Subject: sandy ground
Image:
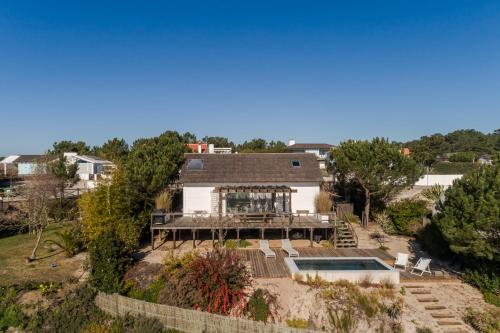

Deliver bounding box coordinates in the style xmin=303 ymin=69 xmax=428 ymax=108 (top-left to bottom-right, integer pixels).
xmin=138 ymin=226 xmax=495 ymax=332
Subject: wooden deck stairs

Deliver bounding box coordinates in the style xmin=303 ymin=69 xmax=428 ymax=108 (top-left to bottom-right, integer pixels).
xmin=332 ymin=220 xmax=358 ymax=248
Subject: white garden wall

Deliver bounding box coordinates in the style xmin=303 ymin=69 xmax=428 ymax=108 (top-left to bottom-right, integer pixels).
xmin=415 ymin=174 xmax=462 ymax=187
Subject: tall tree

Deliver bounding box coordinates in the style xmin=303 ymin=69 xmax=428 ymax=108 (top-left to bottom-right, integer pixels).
xmin=126 ymin=131 xmax=187 ymax=203
xmin=49 ymin=155 xmax=78 ymax=200
xmin=49 ymin=140 xmax=90 ymax=155
xmin=434 ymin=165 xmax=499 ymax=262
xmin=202 ymin=136 xmax=235 ymax=150
xmin=94 ymin=137 xmax=129 ymax=162
xmin=21 ymin=164 xmax=58 ymax=260
xmin=332 ymin=138 xmax=423 ymax=227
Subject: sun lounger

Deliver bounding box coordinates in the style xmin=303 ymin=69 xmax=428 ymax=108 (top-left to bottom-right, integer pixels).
xmin=281 ymin=239 xmax=299 ymax=257
xmin=411 ymin=258 xmax=432 ymax=276
xmin=393 ymin=253 xmax=409 ymax=270
xmin=259 ymin=240 xmax=276 ymax=258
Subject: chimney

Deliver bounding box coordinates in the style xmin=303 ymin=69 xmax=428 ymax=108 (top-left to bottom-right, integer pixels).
xmin=197 ymin=144 xmax=202 ymax=154
xmin=288 ymin=139 xmax=296 ymax=146
xmin=208 ymin=144 xmax=214 ymax=154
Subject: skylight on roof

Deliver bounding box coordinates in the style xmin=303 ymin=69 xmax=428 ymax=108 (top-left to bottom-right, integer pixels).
xmin=291 ymin=160 xmax=301 ymax=167
xmin=187 ymin=159 xmax=204 ymax=171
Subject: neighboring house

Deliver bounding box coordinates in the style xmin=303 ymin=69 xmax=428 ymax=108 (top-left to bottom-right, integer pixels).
xmin=477 ymin=154 xmax=493 ymax=165
xmin=179 ymin=153 xmax=322 ymax=216
xmin=286 ymin=140 xmax=333 ymax=170
xmin=414 ymin=174 xmax=463 ymax=188
xmin=63 ymin=153 xmax=114 ymax=181
xmin=0 ymin=155 xmax=47 ymax=176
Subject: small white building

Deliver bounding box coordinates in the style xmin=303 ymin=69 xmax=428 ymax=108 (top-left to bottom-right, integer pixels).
xmin=63 ymin=153 xmax=114 ymax=181
xmin=180 ymin=153 xmax=322 ymax=216
xmin=0 ymin=155 xmax=49 ymax=176
xmin=287 ymin=141 xmax=333 ymax=170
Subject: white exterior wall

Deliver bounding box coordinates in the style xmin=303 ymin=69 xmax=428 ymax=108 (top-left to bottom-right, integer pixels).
xmin=415 ymin=174 xmax=462 ymax=187
xmin=290 ymin=184 xmax=320 ymax=213
xmin=183 ymin=183 xmax=320 ymax=215
xmin=183 ymin=186 xmax=215 ymax=215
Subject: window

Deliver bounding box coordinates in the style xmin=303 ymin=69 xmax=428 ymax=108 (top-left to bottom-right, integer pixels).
xmin=291 ymin=160 xmax=301 ymax=167
xmin=187 ymin=159 xmax=204 ymax=170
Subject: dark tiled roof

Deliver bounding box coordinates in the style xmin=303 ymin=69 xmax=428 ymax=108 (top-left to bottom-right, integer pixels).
xmin=287 ymin=143 xmax=333 ymax=150
xmin=180 ymin=153 xmax=322 ymax=183
xmin=16 ymin=155 xmax=43 ymax=163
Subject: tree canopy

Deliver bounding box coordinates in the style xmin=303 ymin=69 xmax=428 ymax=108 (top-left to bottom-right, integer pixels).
xmin=434 ymin=165 xmax=500 ymax=263
xmin=49 ymin=140 xmax=90 ymax=155
xmin=405 ymin=129 xmax=500 ymax=166
xmin=236 ymin=138 xmax=288 ymax=153
xmin=332 ymin=138 xmax=423 ymax=227
xmin=126 ymin=131 xmax=188 ymax=201
xmin=94 ymin=137 xmax=129 ymax=162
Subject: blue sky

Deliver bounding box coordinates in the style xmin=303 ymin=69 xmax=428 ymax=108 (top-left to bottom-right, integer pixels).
xmin=0 ymin=1 xmax=499 ymax=155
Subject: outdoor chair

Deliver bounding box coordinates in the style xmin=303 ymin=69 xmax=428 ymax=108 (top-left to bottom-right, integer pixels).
xmin=281 ymin=239 xmax=299 ymax=257
xmin=259 ymin=240 xmax=276 ymax=258
xmin=410 ymin=258 xmax=432 ymax=276
xmin=393 ymin=253 xmax=409 ymax=271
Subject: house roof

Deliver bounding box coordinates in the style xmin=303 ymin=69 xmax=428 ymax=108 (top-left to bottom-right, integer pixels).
xmin=180 ymin=153 xmax=322 ymax=184
xmin=287 ymin=143 xmax=333 ymax=150
xmin=16 ymin=155 xmax=44 ymax=163
xmin=0 ymin=155 xmax=46 ymax=164
xmin=0 ymin=155 xmax=20 ymax=164
xmin=77 ymin=155 xmax=113 ymax=164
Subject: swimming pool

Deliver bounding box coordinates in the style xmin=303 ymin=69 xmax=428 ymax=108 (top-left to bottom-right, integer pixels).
xmin=285 ymin=257 xmax=400 ymax=284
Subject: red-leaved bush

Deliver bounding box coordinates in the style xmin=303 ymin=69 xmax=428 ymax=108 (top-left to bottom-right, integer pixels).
xmin=158 ymin=249 xmax=251 ymax=316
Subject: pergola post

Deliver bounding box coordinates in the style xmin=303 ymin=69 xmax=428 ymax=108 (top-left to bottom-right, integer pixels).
xmin=286 ymin=227 xmax=289 ymax=239
xmin=151 ymin=229 xmax=154 ymax=250
xmin=218 ymin=191 xmax=223 ymax=219
xmin=173 ymin=230 xmax=176 ymax=249
xmin=211 ymin=229 xmax=215 ymax=246
xmin=192 ymin=229 xmax=196 ymax=248
xmin=236 ymin=228 xmax=240 ymax=244
xmin=310 ymin=228 xmax=314 ymax=247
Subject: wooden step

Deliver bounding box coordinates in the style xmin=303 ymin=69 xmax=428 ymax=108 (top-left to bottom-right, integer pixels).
xmin=417 ymin=298 xmax=439 ymax=303
xmin=437 ymin=321 xmax=463 ymax=326
xmin=444 ymin=328 xmax=469 ymax=333
xmin=411 ymin=290 xmax=432 ymax=295
xmin=431 ymin=313 xmax=455 ymax=319
xmin=404 ymin=285 xmax=425 ymax=289
xmin=425 ymin=305 xmax=446 ymax=310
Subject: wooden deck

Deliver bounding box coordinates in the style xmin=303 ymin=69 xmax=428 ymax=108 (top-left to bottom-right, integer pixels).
xmin=151 ymin=215 xmax=335 ymax=249
xmin=234 ymin=248 xmax=394 ymax=278
xmin=234 ymin=248 xmax=457 ymax=282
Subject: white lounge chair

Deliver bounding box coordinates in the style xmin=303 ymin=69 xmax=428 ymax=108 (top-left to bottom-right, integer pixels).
xmin=410 ymin=258 xmax=432 ymax=276
xmin=259 ymin=240 xmax=276 ymax=258
xmin=281 ymin=239 xmax=299 ymax=257
xmin=393 ymin=253 xmax=409 ymax=270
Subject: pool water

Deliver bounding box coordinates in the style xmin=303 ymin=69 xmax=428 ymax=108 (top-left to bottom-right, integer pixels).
xmin=294 ymin=258 xmax=390 ymax=271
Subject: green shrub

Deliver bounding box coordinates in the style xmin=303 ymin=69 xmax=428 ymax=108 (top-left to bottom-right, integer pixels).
xmin=31 ymin=285 xmax=104 ymax=333
xmin=462 ymin=270 xmax=500 ymax=306
xmin=286 ymin=318 xmax=309 ymax=329
xmin=417 ymin=223 xmax=452 ymax=259
xmin=126 ymin=277 xmax=166 ymax=303
xmin=327 ymin=304 xmax=358 ymax=333
xmin=244 ymin=289 xmax=279 ymax=323
xmin=0 ymin=287 xmax=27 ymax=331
xmin=449 ymin=152 xmax=476 ymax=162
xmin=386 ymin=199 xmax=430 ymax=235
xmin=463 ymin=307 xmax=500 ymax=333
xmin=44 ymin=224 xmax=85 ymax=257
xmin=430 ymin=161 xmax=477 ymax=174
xmin=315 ymin=191 xmax=333 ymax=213
xmin=222 ymin=239 xmax=252 ymax=249
xmin=416 ymin=327 xmax=433 ymax=333
xmin=89 ymin=230 xmax=132 ymax=293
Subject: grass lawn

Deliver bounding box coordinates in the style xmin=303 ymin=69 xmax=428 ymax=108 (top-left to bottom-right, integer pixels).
xmin=0 ymin=223 xmax=85 ymax=285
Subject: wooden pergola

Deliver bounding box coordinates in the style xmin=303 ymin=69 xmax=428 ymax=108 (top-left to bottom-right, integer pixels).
xmin=214 ymin=185 xmax=297 ymax=219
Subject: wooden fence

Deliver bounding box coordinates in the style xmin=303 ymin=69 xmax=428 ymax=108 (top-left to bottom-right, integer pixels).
xmin=95 ymin=293 xmax=322 ymax=333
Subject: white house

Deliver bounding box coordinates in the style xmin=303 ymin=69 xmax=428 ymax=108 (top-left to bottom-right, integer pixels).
xmin=179 ymin=153 xmax=323 ymax=216
xmin=0 ymin=155 xmax=50 ymax=176
xmin=63 ymin=153 xmax=114 ymax=181
xmin=287 ymin=141 xmax=333 ymax=170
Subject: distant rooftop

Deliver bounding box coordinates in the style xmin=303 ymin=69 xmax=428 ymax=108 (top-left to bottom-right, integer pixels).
xmin=287 ymin=143 xmax=333 ymax=150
